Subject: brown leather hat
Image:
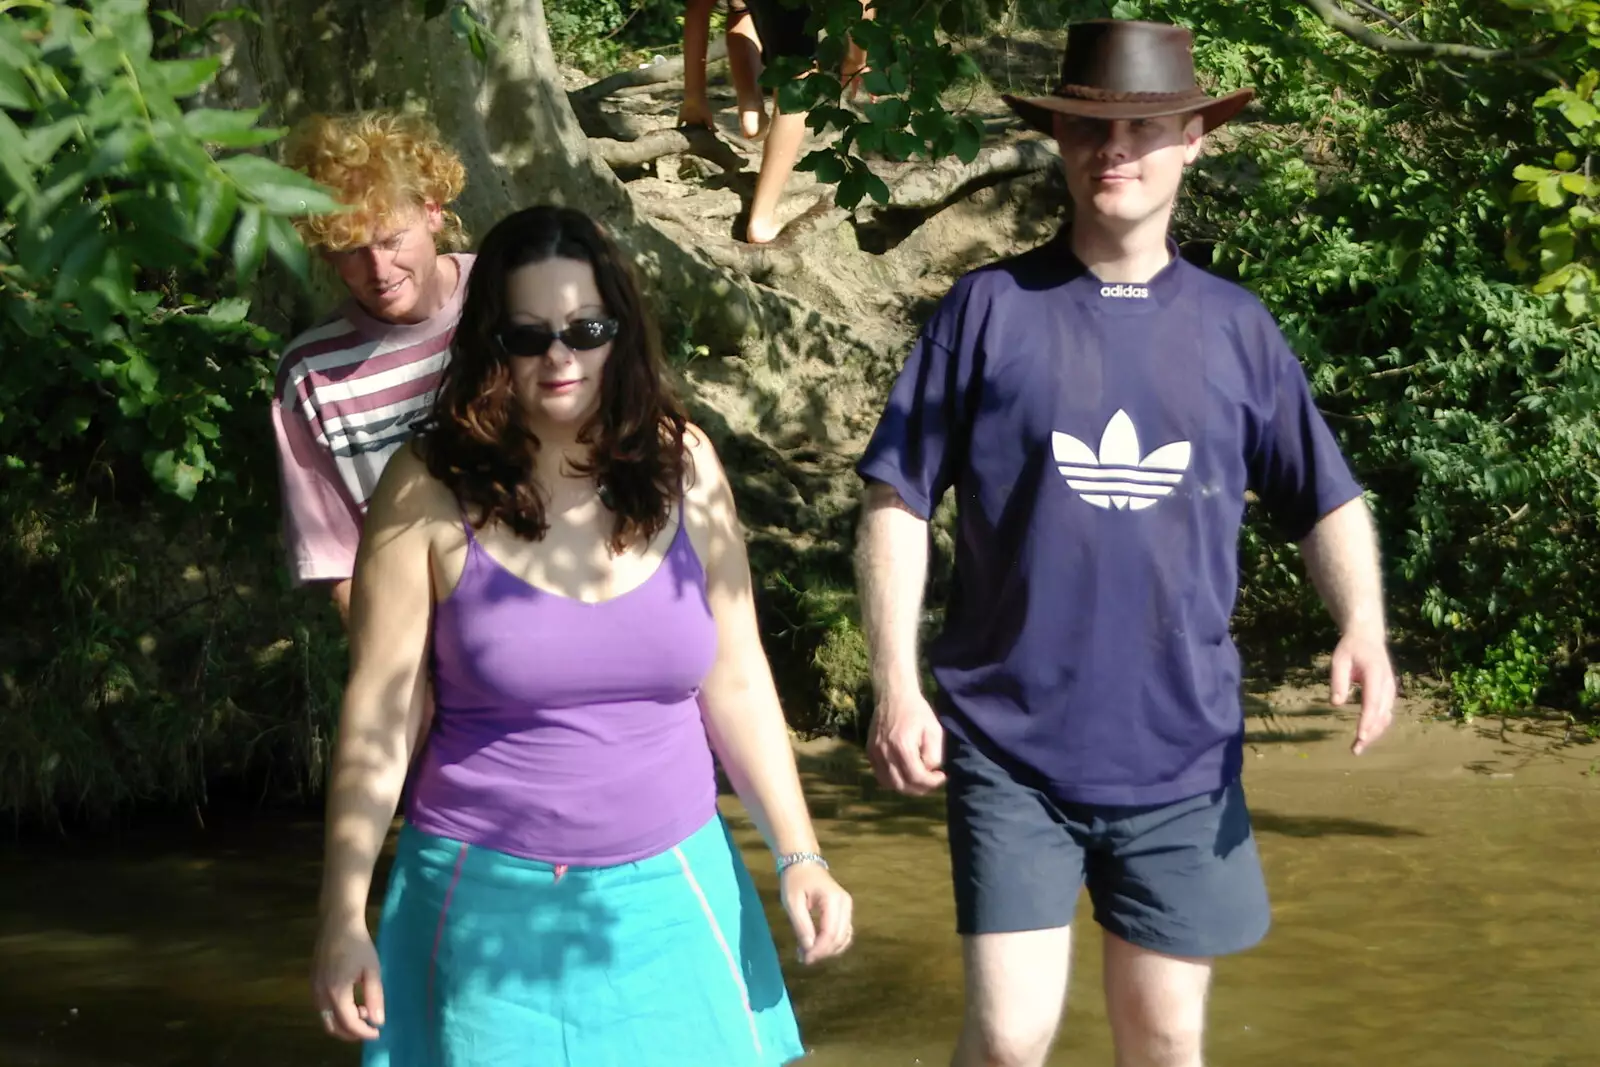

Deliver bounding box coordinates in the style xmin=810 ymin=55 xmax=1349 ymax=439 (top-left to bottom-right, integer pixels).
xmin=1002 ymin=20 xmax=1254 ymax=135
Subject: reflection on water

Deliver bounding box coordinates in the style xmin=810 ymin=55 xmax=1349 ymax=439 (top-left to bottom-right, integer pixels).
xmin=3 ymin=695 xmax=1598 ymax=1067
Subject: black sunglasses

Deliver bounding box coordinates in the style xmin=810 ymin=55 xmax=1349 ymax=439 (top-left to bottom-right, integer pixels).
xmin=495 ymin=317 xmax=619 ymax=358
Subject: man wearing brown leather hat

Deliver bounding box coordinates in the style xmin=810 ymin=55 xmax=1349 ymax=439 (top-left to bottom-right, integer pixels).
xmin=856 ymin=19 xmax=1396 ymax=1067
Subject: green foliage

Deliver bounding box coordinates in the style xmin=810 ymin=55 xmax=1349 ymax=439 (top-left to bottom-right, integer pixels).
xmin=0 ymin=0 xmax=334 ymax=500
xmin=1148 ymin=0 xmax=1600 ymax=717
xmin=1503 ymin=1 xmax=1600 ymax=321
xmin=790 ymin=1 xmax=990 ymax=208
xmin=764 ymin=571 xmax=871 ymax=735
xmin=1451 ymin=624 xmax=1553 ymax=719
xmin=544 ymin=0 xmax=696 ymax=74
xmin=2 ymin=479 xmax=345 ymax=824
xmin=0 ymin=1 xmax=346 ymax=821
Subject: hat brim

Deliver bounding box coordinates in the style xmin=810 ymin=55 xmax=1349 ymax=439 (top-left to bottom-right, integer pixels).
xmin=1001 ymin=87 xmax=1255 ymax=136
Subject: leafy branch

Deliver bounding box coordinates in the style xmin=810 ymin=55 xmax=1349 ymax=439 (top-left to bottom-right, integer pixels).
xmin=1297 ymin=0 xmax=1545 ymax=61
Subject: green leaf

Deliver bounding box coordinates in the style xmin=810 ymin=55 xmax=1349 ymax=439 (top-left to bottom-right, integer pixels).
xmin=0 ymin=61 xmax=31 ymax=110
xmin=862 ymin=70 xmax=894 ymax=97
xmin=24 ymin=117 xmax=78 ymax=168
xmin=148 ymin=448 xmax=202 ymax=500
xmin=864 ymin=98 xmax=910 ymax=129
xmin=1539 ymin=232 xmax=1575 ymax=272
xmin=53 ymin=230 xmax=110 ymax=326
xmin=117 ymin=191 xmax=197 ymax=269
xmin=1579 ymin=70 xmax=1600 ymax=99
xmin=123 ymin=349 xmax=159 ymax=392
xmin=885 ymin=130 xmax=922 ymax=161
xmin=1571 ymin=204 xmax=1597 ymax=226
xmin=0 ymin=111 xmax=40 ymax=201
xmin=798 ymin=149 xmax=847 ymax=184
xmin=777 ymin=78 xmax=812 ymax=116
xmin=1561 ymin=172 xmax=1595 ymax=195
xmin=93 ymin=0 xmax=154 ymax=60
xmin=149 ymin=56 xmax=221 ymax=99
xmin=1555 ymin=151 xmax=1579 ymax=171
xmin=183 ymin=107 xmax=285 ymax=148
xmin=836 ymin=169 xmax=867 ymax=210
xmin=467 ymin=23 xmax=490 ymax=65
xmin=952 ymin=118 xmax=982 ymax=164
xmin=1533 ymin=263 xmax=1578 ymax=294
xmin=1562 ymin=99 xmax=1600 ymax=128
xmin=1538 ymin=175 xmax=1567 ymax=208
xmin=192 ymin=177 xmax=239 ymax=253
xmin=1513 ymin=164 xmax=1553 ymax=181
xmin=888 ymin=64 xmax=908 ymax=95
xmin=218 ymin=154 xmax=344 ymax=215
xmin=264 ymin=213 xmax=309 ymax=285
xmin=231 ymin=205 xmax=266 ymax=285
xmin=1565 ymin=288 xmax=1593 ymax=320
xmin=17 ymin=201 xmax=101 ymax=283
xmin=82 ymin=128 xmax=154 ymax=183
xmin=863 ymin=170 xmax=891 ymax=205
xmin=848 ymin=20 xmax=891 ymax=60
xmin=207 ymin=297 xmax=251 ymax=324
xmin=911 ymin=109 xmax=952 ymax=142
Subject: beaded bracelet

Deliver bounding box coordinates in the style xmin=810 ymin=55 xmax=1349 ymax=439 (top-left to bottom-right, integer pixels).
xmin=775 ymin=850 xmax=829 ymax=874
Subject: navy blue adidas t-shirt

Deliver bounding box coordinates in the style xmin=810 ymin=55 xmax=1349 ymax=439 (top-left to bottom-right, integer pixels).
xmin=857 ymin=237 xmax=1363 ymax=807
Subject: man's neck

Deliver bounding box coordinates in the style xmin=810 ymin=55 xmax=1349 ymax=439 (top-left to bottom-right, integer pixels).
xmin=1069 ymin=215 xmax=1174 ymax=284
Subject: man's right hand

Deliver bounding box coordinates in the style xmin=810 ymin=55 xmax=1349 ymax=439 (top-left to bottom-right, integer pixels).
xmin=867 ymin=688 xmax=947 ymax=795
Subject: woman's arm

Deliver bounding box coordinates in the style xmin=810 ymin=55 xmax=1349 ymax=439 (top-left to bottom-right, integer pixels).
xmin=317 ymin=445 xmax=446 ymax=932
xmin=684 ymin=428 xmax=852 ymax=963
xmin=686 ymin=430 xmax=818 ymax=858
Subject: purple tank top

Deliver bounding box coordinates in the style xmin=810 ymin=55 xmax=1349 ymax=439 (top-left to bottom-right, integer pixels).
xmin=405 ymin=510 xmax=720 ymax=865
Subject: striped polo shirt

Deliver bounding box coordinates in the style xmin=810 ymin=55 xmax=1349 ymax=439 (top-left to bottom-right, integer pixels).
xmin=270 ymin=253 xmax=474 ymax=583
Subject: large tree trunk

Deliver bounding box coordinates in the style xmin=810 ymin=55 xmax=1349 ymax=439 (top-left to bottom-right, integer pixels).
xmin=181 ymin=0 xmax=876 ymax=366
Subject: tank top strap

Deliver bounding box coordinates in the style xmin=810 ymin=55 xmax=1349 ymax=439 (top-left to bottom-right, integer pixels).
xmin=457 ymin=499 xmax=480 ymax=546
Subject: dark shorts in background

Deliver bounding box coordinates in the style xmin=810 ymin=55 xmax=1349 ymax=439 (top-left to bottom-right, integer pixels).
xmin=944 ymin=731 xmax=1271 ymax=958
xmin=743 ymin=0 xmax=817 ymax=62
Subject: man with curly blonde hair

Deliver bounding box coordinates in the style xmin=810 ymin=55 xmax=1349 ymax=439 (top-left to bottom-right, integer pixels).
xmin=270 ymin=109 xmax=472 ymax=619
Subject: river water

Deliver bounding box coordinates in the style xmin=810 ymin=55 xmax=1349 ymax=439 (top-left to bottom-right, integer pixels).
xmin=3 ymin=689 xmax=1597 ymax=1066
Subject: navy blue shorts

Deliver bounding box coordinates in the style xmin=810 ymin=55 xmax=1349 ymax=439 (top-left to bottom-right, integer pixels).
xmin=944 ymin=732 xmax=1271 ymax=958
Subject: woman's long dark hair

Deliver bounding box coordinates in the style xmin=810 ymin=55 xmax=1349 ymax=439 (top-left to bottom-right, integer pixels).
xmin=419 ymin=205 xmax=688 ymax=552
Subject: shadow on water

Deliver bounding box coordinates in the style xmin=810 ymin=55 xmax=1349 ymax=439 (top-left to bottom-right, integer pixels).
xmin=1249 ymin=810 xmax=1424 ymax=839
xmin=1243 ymin=727 xmax=1335 ymax=745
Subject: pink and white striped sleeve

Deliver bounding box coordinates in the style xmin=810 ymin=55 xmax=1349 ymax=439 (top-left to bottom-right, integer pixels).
xmin=271 ymin=395 xmax=362 ymax=585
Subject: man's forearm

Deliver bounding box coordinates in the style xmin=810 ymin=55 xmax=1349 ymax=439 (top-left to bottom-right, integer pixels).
xmin=1299 ymin=496 xmax=1386 ymax=637
xmin=855 ymin=485 xmax=930 ymax=696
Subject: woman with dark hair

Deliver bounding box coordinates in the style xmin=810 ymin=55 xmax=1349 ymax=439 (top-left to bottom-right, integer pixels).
xmin=309 ymin=204 xmax=851 ymax=1066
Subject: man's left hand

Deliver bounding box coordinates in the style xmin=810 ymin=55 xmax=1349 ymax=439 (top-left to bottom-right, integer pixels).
xmin=1329 ymin=629 xmax=1396 ymax=755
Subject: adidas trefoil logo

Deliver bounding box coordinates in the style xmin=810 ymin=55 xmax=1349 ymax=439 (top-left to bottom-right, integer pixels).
xmin=1052 ymin=409 xmax=1191 ymax=512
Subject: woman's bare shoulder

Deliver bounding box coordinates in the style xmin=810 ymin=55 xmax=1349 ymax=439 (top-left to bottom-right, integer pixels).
xmin=368 ymin=439 xmax=459 ymax=529
xmin=682 ymin=422 xmax=730 ymax=504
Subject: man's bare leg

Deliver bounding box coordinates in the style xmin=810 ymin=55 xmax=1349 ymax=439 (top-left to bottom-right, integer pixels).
xmin=726 ymin=3 xmax=767 ymax=139
xmin=951 ymin=927 xmax=1072 ymax=1067
xmin=744 ymin=101 xmax=807 ymax=244
xmin=679 ymin=0 xmax=718 ymax=129
xmin=1103 ymin=933 xmax=1212 ymax=1067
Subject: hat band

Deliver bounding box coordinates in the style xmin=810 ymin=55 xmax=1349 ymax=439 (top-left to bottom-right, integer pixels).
xmin=1054 ymin=84 xmax=1210 ymax=104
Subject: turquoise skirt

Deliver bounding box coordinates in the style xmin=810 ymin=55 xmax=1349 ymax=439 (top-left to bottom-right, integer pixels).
xmin=362 ymin=815 xmax=806 ymax=1066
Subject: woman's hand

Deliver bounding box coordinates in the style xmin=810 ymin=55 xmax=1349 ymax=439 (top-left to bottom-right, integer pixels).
xmin=311 ymin=915 xmax=385 ymax=1041
xmin=779 ymin=863 xmax=854 ymax=965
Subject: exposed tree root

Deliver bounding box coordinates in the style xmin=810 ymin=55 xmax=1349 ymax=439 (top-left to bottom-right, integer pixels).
xmin=593 ymin=125 xmax=748 ymax=172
